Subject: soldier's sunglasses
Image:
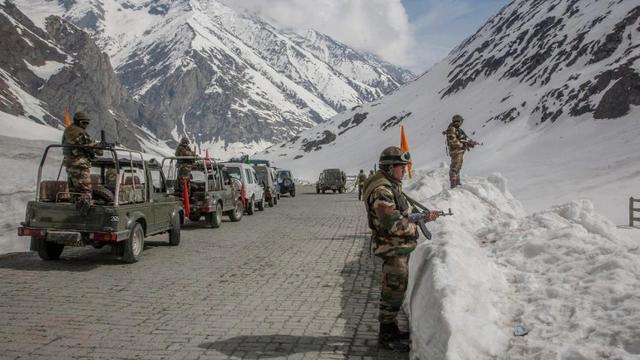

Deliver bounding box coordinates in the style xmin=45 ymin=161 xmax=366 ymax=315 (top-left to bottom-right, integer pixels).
xmin=80 ymin=121 xmax=90 ymax=125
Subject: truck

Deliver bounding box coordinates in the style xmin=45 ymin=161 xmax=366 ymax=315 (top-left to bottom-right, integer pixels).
xmin=316 ymin=168 xmax=347 ymax=194
xmin=17 ymin=145 xmax=183 ymax=263
xmin=162 ymin=156 xmax=244 ymax=227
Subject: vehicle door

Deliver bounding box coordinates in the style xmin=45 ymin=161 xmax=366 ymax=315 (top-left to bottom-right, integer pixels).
xmin=220 ymin=168 xmax=235 ymax=211
xmin=149 ymin=166 xmax=173 ymax=233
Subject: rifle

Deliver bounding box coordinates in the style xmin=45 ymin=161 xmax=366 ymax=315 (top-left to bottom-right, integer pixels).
xmin=403 ymin=192 xmax=453 ymax=240
xmin=463 ymin=139 xmax=483 ymax=150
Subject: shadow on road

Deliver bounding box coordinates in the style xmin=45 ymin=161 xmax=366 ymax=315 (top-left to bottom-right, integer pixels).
xmin=0 ymin=248 xmax=121 ymax=272
xmin=199 ymin=335 xmax=349 ymax=359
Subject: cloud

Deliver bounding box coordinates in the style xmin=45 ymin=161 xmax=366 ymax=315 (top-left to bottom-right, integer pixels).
xmin=220 ymin=0 xmax=417 ymax=68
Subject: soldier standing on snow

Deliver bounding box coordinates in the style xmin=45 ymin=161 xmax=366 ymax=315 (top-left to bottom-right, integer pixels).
xmin=445 ymin=114 xmax=479 ymax=189
xmin=362 ymin=146 xmax=440 ymax=352
xmin=357 ymin=169 xmax=367 ymax=200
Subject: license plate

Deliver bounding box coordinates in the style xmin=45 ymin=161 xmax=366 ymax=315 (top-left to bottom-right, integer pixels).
xmin=47 ymin=231 xmax=82 ymax=246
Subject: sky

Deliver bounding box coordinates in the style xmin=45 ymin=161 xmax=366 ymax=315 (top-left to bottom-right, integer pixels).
xmin=221 ymin=0 xmax=511 ymax=73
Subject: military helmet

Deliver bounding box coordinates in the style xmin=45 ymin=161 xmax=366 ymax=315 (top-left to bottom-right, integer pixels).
xmin=452 ymin=114 xmax=464 ymax=124
xmin=379 ymin=146 xmax=411 ymax=166
xmin=180 ymin=136 xmax=190 ymax=145
xmin=359 ymin=169 xmax=364 ymax=173
xmin=73 ymin=111 xmax=90 ymax=124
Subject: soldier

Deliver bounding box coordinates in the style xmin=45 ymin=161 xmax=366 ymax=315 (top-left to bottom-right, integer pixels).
xmin=362 ymin=146 xmax=440 ymax=352
xmin=175 ymin=137 xmax=196 ymax=194
xmin=445 ymin=114 xmax=473 ymax=189
xmin=357 ymin=169 xmax=367 ymax=200
xmin=368 ymin=169 xmax=375 ymax=179
xmin=62 ymin=111 xmax=107 ymax=211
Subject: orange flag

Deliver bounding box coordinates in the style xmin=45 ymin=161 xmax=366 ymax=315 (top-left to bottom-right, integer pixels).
xmin=64 ymin=109 xmax=72 ymax=128
xmin=400 ymin=125 xmax=413 ymax=178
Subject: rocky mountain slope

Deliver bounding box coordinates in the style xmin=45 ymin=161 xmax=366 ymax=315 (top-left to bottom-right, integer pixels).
xmin=260 ymin=0 xmax=640 ymax=224
xmin=15 ymin=0 xmax=414 ymax=155
xmin=0 ymin=1 xmax=152 ymax=149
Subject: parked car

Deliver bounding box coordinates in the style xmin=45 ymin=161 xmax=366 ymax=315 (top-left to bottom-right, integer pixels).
xmin=162 ymin=157 xmax=243 ymax=227
xmin=316 ymin=168 xmax=346 ymax=194
xmin=276 ymin=169 xmax=296 ymax=197
xmin=254 ymin=165 xmax=278 ymax=207
xmin=17 ymin=145 xmax=182 ymax=263
xmin=223 ymin=163 xmax=265 ymax=215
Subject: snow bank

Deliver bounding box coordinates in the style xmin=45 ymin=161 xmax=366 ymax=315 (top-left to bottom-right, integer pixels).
xmin=405 ymin=166 xmax=640 ymax=360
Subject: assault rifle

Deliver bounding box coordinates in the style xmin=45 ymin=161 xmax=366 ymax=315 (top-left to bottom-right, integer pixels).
xmin=463 ymin=139 xmax=483 ymax=150
xmin=404 ymin=192 xmax=453 ymax=240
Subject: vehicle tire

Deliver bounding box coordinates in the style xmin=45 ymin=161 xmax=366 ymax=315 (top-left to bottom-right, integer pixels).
xmin=316 ymin=188 xmax=320 ymax=194
xmin=36 ymin=238 xmax=64 ymax=260
xmin=333 ymin=189 xmax=336 ymax=193
xmin=274 ymin=195 xmax=278 ymax=205
xmin=257 ymin=194 xmax=265 ymax=211
xmin=268 ymin=196 xmax=274 ymax=207
xmin=123 ymin=222 xmax=144 ymax=263
xmin=206 ymin=202 xmax=223 ymax=228
xmin=229 ymin=199 xmax=243 ymax=222
xmin=322 ymin=189 xmax=325 ymax=194
xmin=290 ymin=190 xmax=295 ymax=197
xmin=169 ymin=215 xmax=181 ymax=246
xmin=338 ymin=187 xmax=343 ymax=194
xmin=246 ymin=196 xmax=255 ymax=215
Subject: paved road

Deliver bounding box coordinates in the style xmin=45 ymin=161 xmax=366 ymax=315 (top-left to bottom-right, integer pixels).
xmin=0 ymin=186 xmax=408 ymax=360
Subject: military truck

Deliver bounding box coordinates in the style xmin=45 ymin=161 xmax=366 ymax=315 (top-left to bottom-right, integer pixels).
xmin=17 ymin=145 xmax=183 ymax=263
xmin=163 ymin=157 xmax=244 ymax=227
xmin=316 ymin=168 xmax=347 ymax=194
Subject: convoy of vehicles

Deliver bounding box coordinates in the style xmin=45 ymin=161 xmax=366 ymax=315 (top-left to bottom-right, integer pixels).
xmin=316 ymin=168 xmax=347 ymax=194
xmin=16 ymin=146 xmax=364 ymax=264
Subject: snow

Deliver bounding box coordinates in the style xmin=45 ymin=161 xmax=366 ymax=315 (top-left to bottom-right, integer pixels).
xmin=22 ymin=59 xmax=67 ymax=81
xmin=405 ymin=167 xmax=640 ymax=360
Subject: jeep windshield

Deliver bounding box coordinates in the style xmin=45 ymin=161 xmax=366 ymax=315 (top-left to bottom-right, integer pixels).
xmin=277 ymin=171 xmax=291 ymax=181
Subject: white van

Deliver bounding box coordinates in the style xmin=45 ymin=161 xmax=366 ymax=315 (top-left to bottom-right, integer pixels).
xmin=223 ymin=163 xmax=265 ymax=215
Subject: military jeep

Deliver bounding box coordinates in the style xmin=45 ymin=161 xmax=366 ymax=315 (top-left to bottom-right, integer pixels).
xmin=17 ymin=145 xmax=183 ymax=263
xmin=163 ymin=156 xmax=243 ymax=227
xmin=316 ymin=168 xmax=346 ymax=194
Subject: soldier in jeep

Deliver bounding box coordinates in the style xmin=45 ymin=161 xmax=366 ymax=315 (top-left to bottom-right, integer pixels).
xmin=61 ymin=111 xmax=112 ymax=210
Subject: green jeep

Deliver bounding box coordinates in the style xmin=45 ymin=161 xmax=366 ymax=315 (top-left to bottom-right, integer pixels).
xmin=162 ymin=156 xmax=243 ymax=227
xmin=17 ymin=145 xmax=183 ymax=263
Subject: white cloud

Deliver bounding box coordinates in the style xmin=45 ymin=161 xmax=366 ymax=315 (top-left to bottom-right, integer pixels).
xmin=220 ymin=0 xmax=417 ymax=68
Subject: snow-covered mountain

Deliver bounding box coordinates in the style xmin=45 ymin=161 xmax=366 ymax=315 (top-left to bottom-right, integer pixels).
xmin=260 ymin=0 xmax=640 ymax=224
xmin=0 ymin=1 xmax=152 ymax=149
xmin=14 ymin=0 xmax=414 ymax=156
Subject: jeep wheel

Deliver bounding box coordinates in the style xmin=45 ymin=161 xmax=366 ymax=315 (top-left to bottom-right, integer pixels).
xmin=169 ymin=215 xmax=181 ymax=246
xmin=229 ymin=199 xmax=243 ymax=222
xmin=123 ymin=223 xmax=144 ymax=263
xmin=321 ymin=189 xmax=325 ymax=194
xmin=274 ymin=195 xmax=278 ymax=205
xmin=290 ymin=190 xmax=295 ymax=197
xmin=268 ymin=196 xmax=274 ymax=207
xmin=338 ymin=187 xmax=343 ymax=194
xmin=257 ymin=194 xmax=265 ymax=211
xmin=246 ymin=196 xmax=255 ymax=215
xmin=207 ymin=202 xmax=223 ymax=228
xmin=316 ymin=187 xmax=320 ymax=194
xmin=36 ymin=239 xmax=64 ymax=260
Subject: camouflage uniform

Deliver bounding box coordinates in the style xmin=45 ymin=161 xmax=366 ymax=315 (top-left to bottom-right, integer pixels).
xmin=175 ymin=138 xmax=196 ymax=179
xmin=446 ymin=115 xmax=467 ymax=188
xmin=62 ymin=113 xmax=100 ymax=200
xmin=364 ymin=170 xmax=418 ymax=325
xmin=357 ymin=170 xmax=367 ymax=200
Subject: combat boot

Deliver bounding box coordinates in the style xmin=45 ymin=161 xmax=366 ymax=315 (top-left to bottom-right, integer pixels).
xmin=450 ymin=179 xmax=457 ymax=189
xmin=379 ymin=323 xmax=410 ymax=352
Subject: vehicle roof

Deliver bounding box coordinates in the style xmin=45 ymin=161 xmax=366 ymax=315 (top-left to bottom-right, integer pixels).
xmin=323 ymin=168 xmax=342 ymax=172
